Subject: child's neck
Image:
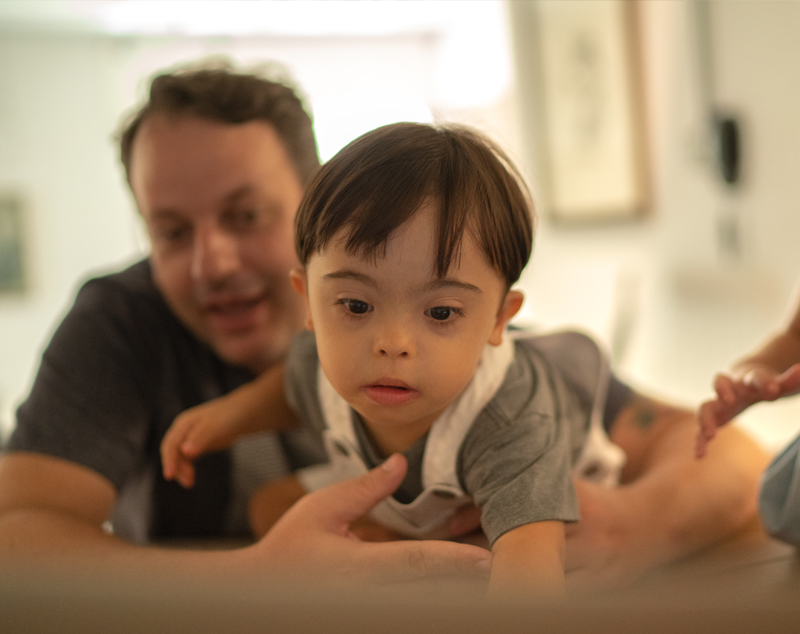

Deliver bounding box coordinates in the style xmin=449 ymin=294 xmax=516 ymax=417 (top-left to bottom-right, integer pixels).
xmin=361 ymin=415 xmax=437 ymax=458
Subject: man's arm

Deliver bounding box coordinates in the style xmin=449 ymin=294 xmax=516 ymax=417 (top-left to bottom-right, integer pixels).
xmin=0 ymin=451 xmax=491 ymax=583
xmin=565 ymin=393 xmax=770 ymax=585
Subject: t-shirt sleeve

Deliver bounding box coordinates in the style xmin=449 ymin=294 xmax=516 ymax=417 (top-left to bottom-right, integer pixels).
xmin=458 ymin=350 xmax=582 ymax=546
xmin=7 ymin=278 xmax=154 ymax=490
xmin=604 ymin=371 xmax=634 ymax=432
xmin=283 ymin=331 xmax=329 ymax=441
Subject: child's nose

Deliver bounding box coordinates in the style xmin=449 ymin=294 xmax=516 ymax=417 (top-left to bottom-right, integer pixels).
xmin=374 ymin=322 xmax=415 ymax=358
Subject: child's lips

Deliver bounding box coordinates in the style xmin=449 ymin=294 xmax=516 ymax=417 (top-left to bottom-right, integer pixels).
xmin=362 ymin=379 xmax=419 ymax=406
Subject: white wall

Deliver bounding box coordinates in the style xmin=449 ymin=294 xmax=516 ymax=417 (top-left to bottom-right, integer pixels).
xmin=3 ymin=0 xmax=800 ymax=451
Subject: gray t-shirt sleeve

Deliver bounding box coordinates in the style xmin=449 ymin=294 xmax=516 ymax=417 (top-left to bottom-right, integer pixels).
xmin=283 ymin=331 xmax=328 ymax=440
xmin=459 ymin=344 xmax=585 ymax=546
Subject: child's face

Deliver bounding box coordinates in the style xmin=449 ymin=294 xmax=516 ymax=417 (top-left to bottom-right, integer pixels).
xmin=291 ymin=201 xmax=523 ymax=453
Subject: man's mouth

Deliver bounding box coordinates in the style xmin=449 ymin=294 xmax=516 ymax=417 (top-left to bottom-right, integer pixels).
xmin=208 ymin=296 xmax=262 ymax=315
xmin=204 ymin=294 xmax=267 ymax=332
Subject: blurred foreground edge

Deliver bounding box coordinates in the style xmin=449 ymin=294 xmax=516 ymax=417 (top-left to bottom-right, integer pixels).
xmin=2 ymin=558 xmax=800 ymax=634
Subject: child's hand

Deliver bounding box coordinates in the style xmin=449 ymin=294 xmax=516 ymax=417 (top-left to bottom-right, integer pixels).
xmin=161 ymin=393 xmax=249 ymax=488
xmin=696 ymin=363 xmax=800 ymax=458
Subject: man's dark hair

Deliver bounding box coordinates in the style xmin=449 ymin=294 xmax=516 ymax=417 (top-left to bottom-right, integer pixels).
xmin=295 ymin=122 xmax=534 ymax=290
xmin=118 ymin=59 xmax=320 ymax=186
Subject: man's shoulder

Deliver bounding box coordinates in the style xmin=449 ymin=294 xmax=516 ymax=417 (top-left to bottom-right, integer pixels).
xmin=73 ymin=258 xmax=174 ymax=322
xmin=61 ymin=258 xmax=193 ymax=356
xmin=78 ymin=258 xmax=158 ymax=301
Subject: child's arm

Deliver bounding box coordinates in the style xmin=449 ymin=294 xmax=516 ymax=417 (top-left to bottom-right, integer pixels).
xmin=161 ymin=362 xmax=299 ymax=488
xmin=696 ymin=306 xmax=800 ymax=457
xmin=488 ymin=521 xmax=565 ymax=602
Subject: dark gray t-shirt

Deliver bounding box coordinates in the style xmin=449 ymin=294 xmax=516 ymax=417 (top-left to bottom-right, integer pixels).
xmin=5 ymin=259 xmax=321 ymax=542
xmin=285 ymin=331 xmax=632 ymax=545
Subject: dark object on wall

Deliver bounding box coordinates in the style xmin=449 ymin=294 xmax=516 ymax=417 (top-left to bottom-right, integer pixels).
xmin=0 ymin=193 xmax=26 ymax=293
xmin=716 ymin=116 xmax=740 ymax=185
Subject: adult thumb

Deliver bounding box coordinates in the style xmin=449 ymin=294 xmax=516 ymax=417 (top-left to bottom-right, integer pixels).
xmin=311 ymin=453 xmax=408 ymax=531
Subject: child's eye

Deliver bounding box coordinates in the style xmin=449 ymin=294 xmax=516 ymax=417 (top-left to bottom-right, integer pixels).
xmin=426 ymin=306 xmax=463 ymax=322
xmin=337 ymin=299 xmax=373 ymax=315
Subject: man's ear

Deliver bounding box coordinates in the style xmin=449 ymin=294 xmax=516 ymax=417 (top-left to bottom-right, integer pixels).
xmin=289 ymin=268 xmax=314 ymax=331
xmin=488 ymin=290 xmax=524 ymax=346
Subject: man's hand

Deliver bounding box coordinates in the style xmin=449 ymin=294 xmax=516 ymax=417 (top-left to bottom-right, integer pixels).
xmin=252 ymin=454 xmax=492 ymax=584
xmin=696 ymin=363 xmax=800 ymax=458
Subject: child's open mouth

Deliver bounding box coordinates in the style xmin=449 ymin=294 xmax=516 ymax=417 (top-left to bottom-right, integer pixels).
xmin=362 ymin=380 xmax=419 ymax=406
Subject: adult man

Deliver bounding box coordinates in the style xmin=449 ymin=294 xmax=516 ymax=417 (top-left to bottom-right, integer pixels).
xmin=0 ymin=61 xmax=769 ymax=585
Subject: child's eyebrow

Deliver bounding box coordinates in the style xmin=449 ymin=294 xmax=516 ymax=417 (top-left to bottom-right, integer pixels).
xmin=323 ymin=270 xmax=378 ymax=288
xmin=423 ymin=279 xmax=482 ymax=294
xmin=322 ymin=271 xmax=481 ymax=295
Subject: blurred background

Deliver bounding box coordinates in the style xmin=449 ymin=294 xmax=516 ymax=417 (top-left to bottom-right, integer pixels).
xmin=1 ymin=0 xmax=800 ymax=452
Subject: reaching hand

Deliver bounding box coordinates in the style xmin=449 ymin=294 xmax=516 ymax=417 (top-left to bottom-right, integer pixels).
xmin=162 ymin=364 xmax=296 ymax=487
xmin=696 ymin=363 xmax=800 ymax=458
xmin=161 ymin=394 xmax=250 ymax=488
xmin=253 ymin=454 xmax=493 ymax=584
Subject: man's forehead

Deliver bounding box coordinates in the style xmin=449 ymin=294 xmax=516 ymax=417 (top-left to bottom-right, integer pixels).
xmin=129 ymin=114 xmax=300 ymax=202
xmin=133 ymin=114 xmax=280 ymax=163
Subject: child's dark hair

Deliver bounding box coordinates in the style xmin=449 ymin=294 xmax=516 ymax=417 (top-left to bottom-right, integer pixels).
xmin=295 ymin=122 xmax=534 ymax=289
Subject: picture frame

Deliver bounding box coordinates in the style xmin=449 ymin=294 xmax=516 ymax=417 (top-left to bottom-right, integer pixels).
xmin=535 ymin=0 xmax=648 ymax=223
xmin=0 ymin=192 xmax=26 ymax=293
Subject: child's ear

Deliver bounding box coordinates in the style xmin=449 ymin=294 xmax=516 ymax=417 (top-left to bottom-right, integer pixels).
xmin=289 ymin=268 xmax=314 ymax=331
xmin=488 ymin=290 xmax=524 ymax=346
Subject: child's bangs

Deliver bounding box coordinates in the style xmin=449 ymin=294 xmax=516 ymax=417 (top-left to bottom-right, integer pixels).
xmin=338 ymin=172 xmax=439 ymax=266
xmin=295 ymin=122 xmax=533 ymax=284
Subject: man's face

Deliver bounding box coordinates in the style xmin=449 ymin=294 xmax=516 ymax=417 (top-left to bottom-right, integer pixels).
xmin=130 ymin=114 xmax=305 ymax=373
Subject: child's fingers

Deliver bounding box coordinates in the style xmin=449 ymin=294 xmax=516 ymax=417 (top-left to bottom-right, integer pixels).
xmin=713 ymin=374 xmax=737 ymax=405
xmin=695 ymin=402 xmax=719 ymax=458
xmin=694 ymin=433 xmax=708 ymax=459
xmin=161 ymin=413 xmax=200 ymax=479
xmin=174 ymin=458 xmax=196 ymax=488
xmin=160 ymin=430 xmax=181 ymax=480
xmin=176 ymin=412 xmax=226 ymax=458
xmin=777 ymin=364 xmax=800 ymax=396
xmin=698 ymin=400 xmax=723 ymax=435
xmin=742 ymin=367 xmax=781 ymax=400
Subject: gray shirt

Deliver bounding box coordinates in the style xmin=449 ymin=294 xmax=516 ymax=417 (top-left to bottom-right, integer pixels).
xmin=285 ymin=330 xmax=600 ymax=545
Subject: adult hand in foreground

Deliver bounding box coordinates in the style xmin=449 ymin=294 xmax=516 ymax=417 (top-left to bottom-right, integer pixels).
xmin=253 ymin=454 xmax=493 ymax=584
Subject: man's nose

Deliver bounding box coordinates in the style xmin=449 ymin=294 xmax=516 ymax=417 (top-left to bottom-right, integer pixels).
xmin=191 ymin=225 xmax=241 ymax=283
xmin=374 ymin=320 xmax=415 ymax=359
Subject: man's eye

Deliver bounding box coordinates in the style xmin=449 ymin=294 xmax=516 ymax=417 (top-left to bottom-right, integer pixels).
xmin=345 ymin=299 xmax=371 ymax=315
xmin=227 ymin=209 xmax=258 ymax=228
xmin=158 ymin=226 xmax=189 ymax=243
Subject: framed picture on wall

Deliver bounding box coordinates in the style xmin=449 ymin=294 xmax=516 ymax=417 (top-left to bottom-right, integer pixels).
xmin=536 ymin=0 xmax=648 ymax=222
xmin=0 ymin=193 xmax=25 ymax=293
